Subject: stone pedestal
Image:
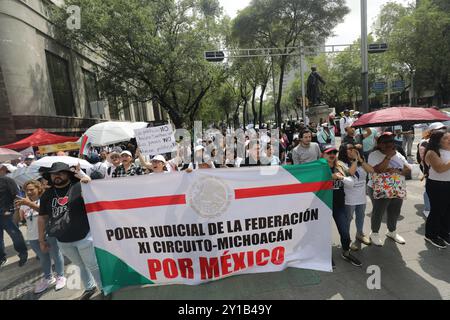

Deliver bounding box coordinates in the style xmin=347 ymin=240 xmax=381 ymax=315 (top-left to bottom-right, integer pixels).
xmin=306 ymin=104 xmax=333 ymax=125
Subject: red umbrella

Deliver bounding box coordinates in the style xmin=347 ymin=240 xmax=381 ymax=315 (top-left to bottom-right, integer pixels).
xmin=0 ymin=129 xmax=79 ymax=150
xmin=352 ymin=107 xmax=450 ymax=128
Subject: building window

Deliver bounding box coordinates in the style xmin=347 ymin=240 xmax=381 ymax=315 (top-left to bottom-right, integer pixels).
xmin=82 ymin=69 xmax=100 ymax=118
xmin=108 ymin=96 xmax=120 ymax=120
xmin=45 ymin=51 xmax=76 ymax=117
xmin=134 ymin=101 xmax=148 ymax=122
xmin=121 ymin=96 xmax=131 ymax=121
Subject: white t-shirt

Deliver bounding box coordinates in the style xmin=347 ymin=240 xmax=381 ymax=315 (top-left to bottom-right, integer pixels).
xmin=428 ymin=149 xmax=450 ymax=182
xmin=20 ymin=202 xmax=39 ymax=241
xmin=343 ymin=165 xmax=368 ymax=205
xmin=367 ymin=150 xmax=411 ymax=188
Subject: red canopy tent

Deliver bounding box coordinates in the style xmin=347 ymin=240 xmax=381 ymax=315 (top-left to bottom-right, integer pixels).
xmin=0 ymin=129 xmax=79 ymax=150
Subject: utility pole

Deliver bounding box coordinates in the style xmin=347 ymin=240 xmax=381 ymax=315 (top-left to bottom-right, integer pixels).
xmin=299 ymin=42 xmax=306 ymax=122
xmin=361 ymin=0 xmax=369 ymax=113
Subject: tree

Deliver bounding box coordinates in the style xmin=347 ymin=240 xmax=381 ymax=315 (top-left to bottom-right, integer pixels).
xmin=51 ymin=0 xmax=227 ymax=128
xmin=231 ymin=0 xmax=349 ymax=128
xmin=389 ymin=0 xmax=450 ymax=106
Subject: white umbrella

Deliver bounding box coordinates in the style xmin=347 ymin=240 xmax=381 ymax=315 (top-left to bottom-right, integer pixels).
xmin=8 ymin=166 xmax=41 ymax=187
xmin=30 ymin=156 xmax=93 ymax=171
xmin=0 ymin=147 xmax=22 ymax=162
xmin=82 ymin=121 xmax=148 ymax=146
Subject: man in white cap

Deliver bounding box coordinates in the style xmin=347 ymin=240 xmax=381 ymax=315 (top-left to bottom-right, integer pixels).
xmin=111 ymin=150 xmax=145 ymax=178
xmin=340 ymin=109 xmax=354 ymax=139
xmin=317 ymin=123 xmax=335 ymax=149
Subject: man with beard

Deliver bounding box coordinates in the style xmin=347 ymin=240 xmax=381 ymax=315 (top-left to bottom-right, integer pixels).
xmin=291 ymin=130 xmax=321 ymax=165
xmin=38 ymin=162 xmax=104 ymax=300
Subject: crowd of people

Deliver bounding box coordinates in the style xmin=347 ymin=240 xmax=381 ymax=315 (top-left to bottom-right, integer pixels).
xmin=0 ymin=115 xmax=449 ymax=299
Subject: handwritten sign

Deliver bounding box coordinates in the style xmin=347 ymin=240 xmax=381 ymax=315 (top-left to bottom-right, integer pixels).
xmin=134 ymin=125 xmax=177 ymax=156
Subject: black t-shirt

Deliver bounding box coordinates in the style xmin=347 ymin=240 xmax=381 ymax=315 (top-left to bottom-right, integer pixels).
xmin=0 ymin=176 xmax=17 ymax=213
xmin=39 ymin=182 xmax=90 ymax=243
xmin=331 ymin=167 xmax=345 ymax=209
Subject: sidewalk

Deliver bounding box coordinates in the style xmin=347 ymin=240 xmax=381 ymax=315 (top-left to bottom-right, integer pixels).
xmin=0 ymin=225 xmax=84 ymax=300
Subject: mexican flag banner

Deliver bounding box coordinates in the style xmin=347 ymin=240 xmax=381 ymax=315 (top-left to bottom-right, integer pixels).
xmin=81 ymin=160 xmax=333 ymax=295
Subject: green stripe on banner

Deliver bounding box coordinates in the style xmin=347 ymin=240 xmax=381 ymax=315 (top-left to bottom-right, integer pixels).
xmin=283 ymin=159 xmax=333 ymax=210
xmin=95 ymin=247 xmax=154 ymax=295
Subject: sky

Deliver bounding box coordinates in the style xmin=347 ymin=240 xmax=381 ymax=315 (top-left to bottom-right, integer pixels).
xmin=220 ymin=0 xmax=413 ymax=45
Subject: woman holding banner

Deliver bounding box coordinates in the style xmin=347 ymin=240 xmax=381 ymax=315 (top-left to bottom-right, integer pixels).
xmin=322 ymin=145 xmax=362 ymax=268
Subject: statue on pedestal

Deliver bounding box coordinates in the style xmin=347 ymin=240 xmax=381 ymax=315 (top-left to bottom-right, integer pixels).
xmin=307 ymin=66 xmax=326 ymax=107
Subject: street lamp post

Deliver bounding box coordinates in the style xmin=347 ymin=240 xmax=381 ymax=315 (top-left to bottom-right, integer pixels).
xmin=299 ymin=42 xmax=306 ymax=122
xmin=361 ymin=0 xmax=369 ymax=113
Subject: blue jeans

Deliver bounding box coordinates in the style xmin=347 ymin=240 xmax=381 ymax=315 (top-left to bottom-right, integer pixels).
xmin=345 ymin=204 xmax=366 ymax=235
xmin=423 ymin=190 xmax=431 ymax=212
xmin=333 ymin=206 xmax=351 ymax=251
xmin=29 ymin=237 xmax=65 ymax=279
xmin=0 ymin=214 xmax=28 ymax=260
xmin=57 ymin=232 xmax=102 ymax=291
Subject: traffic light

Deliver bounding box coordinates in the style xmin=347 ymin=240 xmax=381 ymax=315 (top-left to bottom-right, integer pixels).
xmin=204 ymin=51 xmax=225 ymax=62
xmin=368 ymin=43 xmax=388 ymax=54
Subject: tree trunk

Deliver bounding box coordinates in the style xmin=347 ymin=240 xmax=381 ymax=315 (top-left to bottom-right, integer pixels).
xmin=242 ymin=98 xmax=248 ymax=129
xmin=276 ymin=56 xmax=287 ymax=129
xmin=259 ymin=84 xmax=266 ymax=128
xmin=251 ymin=85 xmax=257 ymax=127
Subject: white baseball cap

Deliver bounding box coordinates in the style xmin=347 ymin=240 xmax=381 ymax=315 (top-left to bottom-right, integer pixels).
xmin=120 ymin=150 xmax=133 ymax=157
xmin=428 ymin=122 xmax=446 ymax=131
xmin=0 ymin=163 xmax=17 ymax=173
xmin=151 ymin=155 xmax=166 ymax=163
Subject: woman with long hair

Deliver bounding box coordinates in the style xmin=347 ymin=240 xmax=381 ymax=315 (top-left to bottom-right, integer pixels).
xmin=323 ymin=145 xmax=362 ymax=267
xmin=15 ymin=180 xmax=66 ymax=293
xmin=338 ymin=143 xmax=374 ymax=250
xmin=423 ymin=130 xmax=450 ymax=248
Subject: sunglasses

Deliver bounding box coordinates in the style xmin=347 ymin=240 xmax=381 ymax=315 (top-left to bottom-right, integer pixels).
xmin=325 ymin=150 xmax=338 ymax=155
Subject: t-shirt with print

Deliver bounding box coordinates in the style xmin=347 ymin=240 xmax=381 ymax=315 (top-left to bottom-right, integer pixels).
xmin=367 ymin=150 xmax=411 ymax=188
xmin=39 ymin=182 xmax=90 ymax=243
xmin=331 ymin=167 xmax=346 ymax=209
xmin=342 ymin=165 xmax=368 ymax=206
xmin=20 ymin=202 xmax=39 ymax=241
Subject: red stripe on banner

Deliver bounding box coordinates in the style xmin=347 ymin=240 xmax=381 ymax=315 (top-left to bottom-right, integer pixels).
xmin=86 ymin=194 xmax=186 ymax=214
xmin=234 ymin=181 xmax=333 ymax=200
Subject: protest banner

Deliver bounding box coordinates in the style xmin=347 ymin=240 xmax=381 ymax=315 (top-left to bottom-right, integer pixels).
xmin=134 ymin=125 xmax=177 ymax=156
xmin=81 ymin=160 xmax=333 ymax=295
xmin=38 ymin=142 xmax=81 ymax=154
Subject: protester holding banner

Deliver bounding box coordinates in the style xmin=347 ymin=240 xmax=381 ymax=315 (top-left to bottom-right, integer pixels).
xmin=112 ymin=150 xmax=146 ymax=178
xmin=292 ymin=130 xmax=321 ymax=165
xmin=104 ymin=148 xmax=122 ymax=179
xmin=38 ymin=162 xmax=104 ymax=300
xmin=16 ymin=180 xmax=66 ymax=293
xmin=338 ymin=143 xmax=374 ymax=249
xmin=368 ymin=132 xmax=411 ymax=247
xmin=322 ymin=145 xmax=362 ymax=267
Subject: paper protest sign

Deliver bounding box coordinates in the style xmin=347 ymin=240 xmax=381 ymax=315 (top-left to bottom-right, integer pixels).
xmin=134 ymin=125 xmax=177 ymax=156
